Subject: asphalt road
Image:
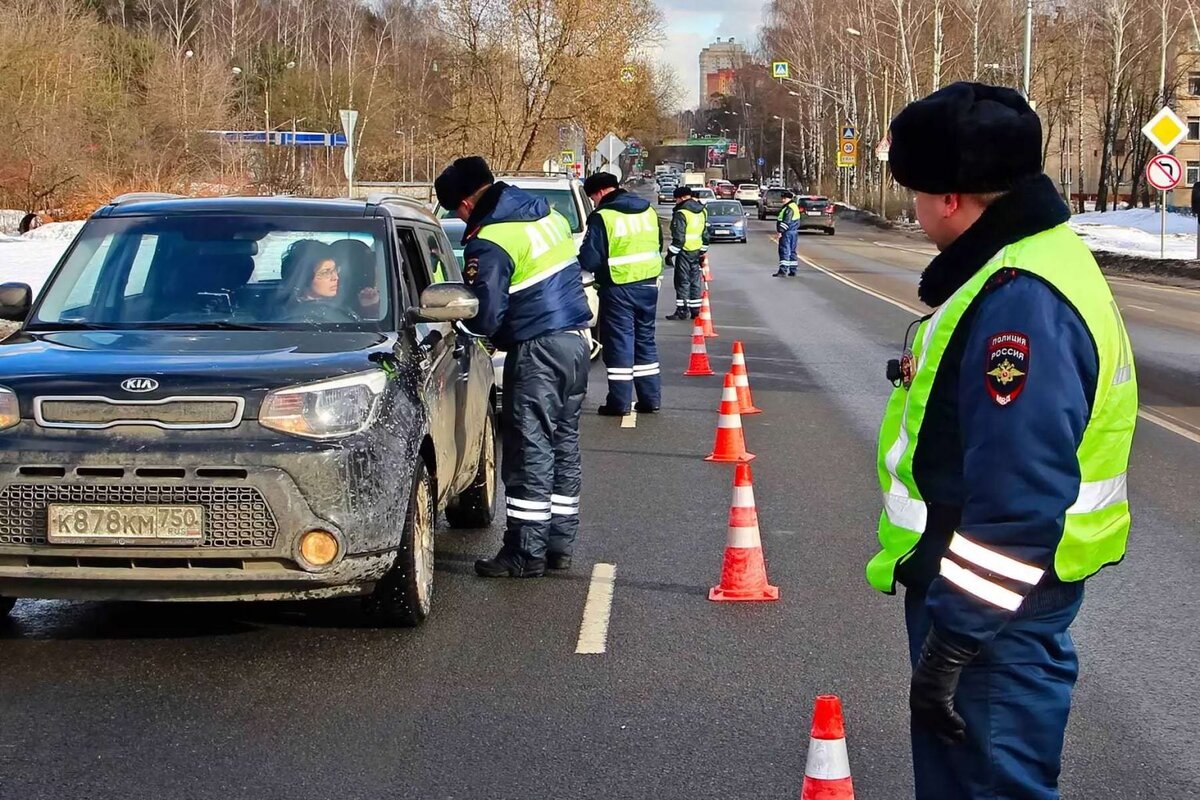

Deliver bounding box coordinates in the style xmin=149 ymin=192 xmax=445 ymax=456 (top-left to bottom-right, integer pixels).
xmin=1 ymin=201 xmax=1198 ymax=799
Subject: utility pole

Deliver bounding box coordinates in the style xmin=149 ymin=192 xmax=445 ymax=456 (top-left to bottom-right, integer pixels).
xmin=1022 ymin=0 xmax=1034 ymax=99
xmin=779 ymin=116 xmax=786 ymax=186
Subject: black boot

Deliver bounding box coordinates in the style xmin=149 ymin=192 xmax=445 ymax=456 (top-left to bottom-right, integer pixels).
xmin=772 ymin=269 xmax=787 ymax=277
xmin=634 ymin=401 xmax=660 ymax=413
xmin=547 ymin=553 xmax=573 ymax=571
xmin=665 ymin=308 xmax=688 ymax=321
xmin=474 ymin=549 xmax=545 ymax=578
xmin=597 ymin=404 xmax=630 ymax=416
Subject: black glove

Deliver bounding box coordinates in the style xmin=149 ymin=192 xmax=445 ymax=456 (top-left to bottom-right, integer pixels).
xmin=664 ymin=251 xmax=675 ymax=267
xmin=910 ymin=627 xmax=980 ymax=745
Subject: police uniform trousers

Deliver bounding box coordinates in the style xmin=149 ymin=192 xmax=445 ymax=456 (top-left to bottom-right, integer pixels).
xmin=905 ymin=587 xmax=1083 ymax=800
xmin=500 ymin=329 xmax=591 ymax=565
xmin=598 ymin=282 xmax=661 ymax=411
xmin=673 ymin=250 xmax=704 ymax=316
xmin=777 ymin=230 xmax=798 ymax=275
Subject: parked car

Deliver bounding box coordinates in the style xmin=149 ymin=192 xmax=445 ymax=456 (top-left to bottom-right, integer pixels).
xmin=795 ymin=195 xmax=837 ymax=236
xmin=758 ymin=188 xmax=789 ymax=220
xmin=0 ymin=192 xmax=499 ymax=627
xmin=714 ymin=181 xmax=737 ymax=199
xmin=704 ymin=200 xmax=750 ymax=243
xmin=735 ymin=184 xmax=761 ymax=205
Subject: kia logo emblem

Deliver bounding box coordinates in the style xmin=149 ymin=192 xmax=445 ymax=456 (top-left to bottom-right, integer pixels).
xmin=120 ymin=377 xmax=159 ymax=393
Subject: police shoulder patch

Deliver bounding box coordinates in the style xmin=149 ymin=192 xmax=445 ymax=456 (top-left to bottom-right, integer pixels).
xmin=463 ymin=258 xmax=480 ymax=283
xmin=985 ymin=331 xmax=1029 ymax=406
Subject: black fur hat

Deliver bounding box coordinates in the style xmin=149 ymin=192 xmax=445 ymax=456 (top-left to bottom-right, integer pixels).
xmin=582 ymin=172 xmax=619 ymax=195
xmin=673 ymin=186 xmax=692 ymax=199
xmin=888 ymin=82 xmax=1042 ymax=194
xmin=434 ymin=156 xmax=495 ymax=211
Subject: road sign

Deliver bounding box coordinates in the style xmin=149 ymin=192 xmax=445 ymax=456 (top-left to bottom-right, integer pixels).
xmin=1141 ymin=107 xmax=1187 ymax=154
xmin=339 ymin=109 xmax=358 ymax=141
xmin=561 ymin=150 xmax=575 ymax=165
xmin=757 ymin=156 xmax=766 ymax=167
xmin=620 ymin=66 xmax=636 ymax=83
xmin=729 ymin=142 xmax=739 ymax=156
xmin=596 ymin=132 xmax=626 ymax=167
xmin=838 ymin=122 xmax=858 ymax=168
xmin=841 ymin=124 xmax=856 ymax=140
xmin=875 ymin=138 xmax=890 ymax=162
xmin=1146 ymin=153 xmax=1183 ymax=191
xmin=772 ymin=61 xmax=790 ymax=80
xmin=339 ymin=109 xmax=358 ymax=196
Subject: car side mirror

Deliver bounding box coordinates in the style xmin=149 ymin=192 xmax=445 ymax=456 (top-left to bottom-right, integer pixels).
xmin=406 ymin=282 xmax=478 ymax=323
xmin=0 ymin=283 xmax=32 ymax=322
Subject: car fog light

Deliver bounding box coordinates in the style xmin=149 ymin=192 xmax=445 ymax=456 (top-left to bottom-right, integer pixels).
xmin=298 ymin=529 xmax=340 ymax=569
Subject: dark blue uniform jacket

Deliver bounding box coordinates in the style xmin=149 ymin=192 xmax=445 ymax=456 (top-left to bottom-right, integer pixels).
xmin=461 ymin=182 xmax=591 ymax=351
xmin=899 ymin=175 xmax=1099 ymax=648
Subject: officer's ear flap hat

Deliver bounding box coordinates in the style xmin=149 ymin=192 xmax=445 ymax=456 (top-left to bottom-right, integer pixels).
xmin=673 ymin=186 xmax=691 ymax=199
xmin=888 ymin=82 xmax=1042 ymax=194
xmin=434 ymin=156 xmax=495 ymax=211
xmin=781 ymin=190 xmax=794 ymax=199
xmin=582 ymin=172 xmax=619 ymax=195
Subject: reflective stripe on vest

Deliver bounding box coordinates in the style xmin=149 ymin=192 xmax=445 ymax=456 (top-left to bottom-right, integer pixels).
xmin=866 ymin=223 xmax=1138 ymax=594
xmin=598 ymin=206 xmax=663 ymax=284
xmin=778 ymin=202 xmax=800 ymax=224
xmin=474 ymin=209 xmax=579 ymax=295
xmin=680 ymin=208 xmax=706 ymax=250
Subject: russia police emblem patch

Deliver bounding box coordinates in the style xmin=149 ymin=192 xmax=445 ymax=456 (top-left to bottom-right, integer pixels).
xmin=986 ymin=331 xmax=1029 ymax=406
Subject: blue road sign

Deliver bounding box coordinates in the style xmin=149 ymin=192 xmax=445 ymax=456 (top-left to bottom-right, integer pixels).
xmin=757 ymin=156 xmax=766 ymax=166
xmin=207 ymin=130 xmax=348 ymax=147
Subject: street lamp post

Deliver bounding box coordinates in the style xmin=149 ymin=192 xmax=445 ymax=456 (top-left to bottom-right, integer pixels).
xmin=773 ymin=115 xmax=785 ymax=186
xmin=1023 ymin=0 xmax=1034 ymax=98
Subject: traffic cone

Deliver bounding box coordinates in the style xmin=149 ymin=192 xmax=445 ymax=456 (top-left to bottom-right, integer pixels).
xmin=800 ymin=695 xmax=855 ymax=800
xmin=702 ymin=252 xmax=712 ymax=283
xmin=705 ymin=373 xmax=755 ymax=463
xmin=683 ymin=320 xmax=715 ymax=377
xmin=709 ymin=462 xmax=778 ymax=601
xmin=731 ymin=341 xmax=763 ymax=415
xmin=698 ymin=290 xmax=718 ymax=337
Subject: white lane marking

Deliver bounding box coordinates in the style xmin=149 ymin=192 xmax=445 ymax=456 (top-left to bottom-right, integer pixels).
xmin=800 ymin=251 xmax=1200 ymax=447
xmin=796 ymin=254 xmax=926 ymax=315
xmin=1107 ymin=277 xmax=1200 ymax=297
xmin=576 ymin=563 xmax=617 ymax=654
xmin=621 ymin=410 xmax=638 ymax=429
xmin=1139 ymin=408 xmax=1200 ymax=445
xmin=871 ymin=240 xmax=939 ymax=256
xmin=1125 ymin=304 xmax=1157 ymax=313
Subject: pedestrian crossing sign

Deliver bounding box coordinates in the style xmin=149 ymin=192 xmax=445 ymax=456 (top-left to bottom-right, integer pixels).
xmin=772 ymin=61 xmax=790 ymax=80
xmin=841 ymin=125 xmax=856 ymax=139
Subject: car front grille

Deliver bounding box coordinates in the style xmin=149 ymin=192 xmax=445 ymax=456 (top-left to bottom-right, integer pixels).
xmin=34 ymin=396 xmax=244 ymax=430
xmin=0 ymin=483 xmax=278 ymax=549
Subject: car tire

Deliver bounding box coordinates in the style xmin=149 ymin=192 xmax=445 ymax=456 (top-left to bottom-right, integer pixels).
xmin=445 ymin=408 xmax=498 ymax=529
xmin=826 ymin=227 xmax=835 ymax=236
xmin=0 ymin=597 xmax=15 ymax=617
xmin=363 ymin=462 xmax=436 ymax=627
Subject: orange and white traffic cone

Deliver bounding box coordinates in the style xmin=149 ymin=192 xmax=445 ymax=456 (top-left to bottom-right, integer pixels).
xmin=701 ymin=252 xmax=712 ymax=283
xmin=799 ymin=695 xmax=855 ymax=800
xmin=683 ymin=320 xmax=715 ymax=377
xmin=698 ymin=290 xmax=718 ymax=338
xmin=705 ymin=373 xmax=755 ymax=463
xmin=709 ymin=462 xmax=778 ymax=601
xmin=731 ymin=341 xmax=762 ymax=415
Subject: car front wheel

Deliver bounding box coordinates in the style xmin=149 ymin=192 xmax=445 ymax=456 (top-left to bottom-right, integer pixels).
xmin=364 ymin=462 xmax=436 ymax=627
xmin=445 ymin=409 xmax=498 ymax=529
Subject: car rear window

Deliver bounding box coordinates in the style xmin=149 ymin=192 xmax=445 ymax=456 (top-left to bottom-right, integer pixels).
xmin=32 ymin=215 xmax=393 ymax=330
xmin=764 ymin=190 xmax=785 ymax=202
xmin=800 ymin=197 xmax=832 ymax=210
xmin=738 ymin=184 xmax=758 ymax=190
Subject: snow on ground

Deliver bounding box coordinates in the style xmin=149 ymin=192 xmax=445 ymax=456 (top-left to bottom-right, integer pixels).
xmin=0 ymin=222 xmax=79 ymax=297
xmin=1069 ymin=208 xmax=1198 ymax=260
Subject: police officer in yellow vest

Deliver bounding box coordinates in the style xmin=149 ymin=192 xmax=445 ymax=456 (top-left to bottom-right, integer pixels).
xmin=869 ymin=84 xmax=1137 ymax=798
xmin=578 ymin=171 xmax=664 ymax=415
xmin=664 ymin=186 xmax=709 ymax=320
xmin=435 ymin=157 xmax=592 ymax=578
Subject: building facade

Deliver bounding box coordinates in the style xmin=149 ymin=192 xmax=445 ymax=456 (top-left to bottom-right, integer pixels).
xmin=698 ymin=39 xmax=746 ymax=111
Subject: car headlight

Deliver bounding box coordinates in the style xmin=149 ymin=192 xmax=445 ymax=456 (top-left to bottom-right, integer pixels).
xmin=260 ymin=370 xmax=388 ymax=439
xmin=733 ymin=220 xmax=745 ymax=228
xmin=0 ymin=387 xmax=18 ymax=430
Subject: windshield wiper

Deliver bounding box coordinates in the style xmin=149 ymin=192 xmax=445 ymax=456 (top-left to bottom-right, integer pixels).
xmin=149 ymin=321 xmax=270 ymax=331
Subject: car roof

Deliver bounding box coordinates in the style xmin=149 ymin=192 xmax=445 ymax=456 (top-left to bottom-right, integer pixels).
xmin=94 ymin=194 xmax=439 ymax=224
xmin=499 ymin=175 xmax=578 ymax=190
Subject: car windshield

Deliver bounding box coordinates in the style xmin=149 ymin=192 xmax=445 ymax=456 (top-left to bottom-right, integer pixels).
xmin=707 ymin=201 xmax=743 ymax=216
xmin=694 ymin=189 xmax=714 ymax=198
xmin=31 ymin=214 xmax=393 ymax=330
xmin=435 ymin=186 xmax=584 ymax=233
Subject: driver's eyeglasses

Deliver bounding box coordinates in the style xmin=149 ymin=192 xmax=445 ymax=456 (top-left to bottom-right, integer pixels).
xmin=315 ymin=266 xmax=339 ymax=279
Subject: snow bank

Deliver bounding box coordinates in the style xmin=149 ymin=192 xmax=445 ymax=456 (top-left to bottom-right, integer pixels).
xmin=0 ymin=225 xmax=77 ymax=297
xmin=21 ymin=220 xmax=85 ymax=241
xmin=1069 ymin=208 xmax=1198 ymax=260
xmin=0 ymin=210 xmax=26 ymax=235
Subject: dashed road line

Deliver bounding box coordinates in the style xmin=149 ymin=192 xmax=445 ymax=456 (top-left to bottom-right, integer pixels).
xmin=576 ymin=563 xmax=617 ymax=654
xmin=799 ymin=251 xmax=1200 ymax=446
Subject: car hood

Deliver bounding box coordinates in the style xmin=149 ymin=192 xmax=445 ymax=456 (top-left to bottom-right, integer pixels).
xmin=0 ymin=330 xmax=396 ymax=415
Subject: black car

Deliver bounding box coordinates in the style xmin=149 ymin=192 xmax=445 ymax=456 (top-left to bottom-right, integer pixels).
xmin=0 ymin=192 xmax=498 ymax=627
xmin=704 ymin=200 xmax=749 ymax=243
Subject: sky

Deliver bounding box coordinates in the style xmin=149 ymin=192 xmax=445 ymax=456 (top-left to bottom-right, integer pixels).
xmin=651 ymin=0 xmax=769 ymax=111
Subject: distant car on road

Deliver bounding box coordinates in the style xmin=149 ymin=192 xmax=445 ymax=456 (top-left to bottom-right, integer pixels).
xmin=0 ymin=192 xmax=499 ymax=627
xmin=758 ymin=188 xmax=789 ymax=220
xmin=714 ymin=181 xmax=737 ymax=199
xmin=735 ymin=184 xmax=760 ymax=205
xmin=795 ymin=195 xmax=837 ymax=236
xmin=692 ymin=187 xmax=716 ymax=206
xmin=705 ymin=200 xmax=749 ymax=243
xmin=657 ymin=182 xmax=677 ymax=204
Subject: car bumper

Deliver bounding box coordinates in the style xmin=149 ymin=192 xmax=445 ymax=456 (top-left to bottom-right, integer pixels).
xmin=798 ymin=216 xmax=834 ymax=229
xmin=0 ymin=424 xmax=416 ymax=602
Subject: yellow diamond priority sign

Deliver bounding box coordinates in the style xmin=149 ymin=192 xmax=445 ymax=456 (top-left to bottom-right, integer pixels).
xmin=1142 ymin=107 xmax=1187 ymax=154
